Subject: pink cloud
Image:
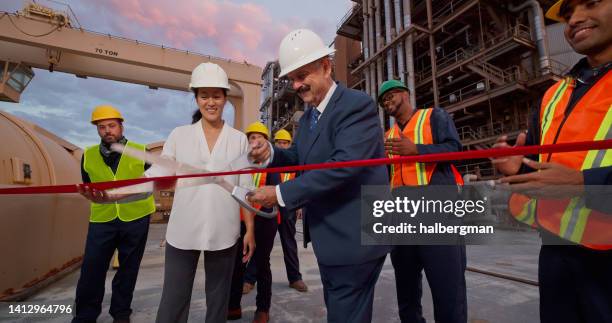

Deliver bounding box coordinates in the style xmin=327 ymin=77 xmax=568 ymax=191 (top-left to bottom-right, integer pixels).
xmin=105 ymin=0 xmax=317 ymax=66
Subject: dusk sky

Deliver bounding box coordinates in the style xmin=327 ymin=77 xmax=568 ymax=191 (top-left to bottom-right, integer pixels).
xmin=0 ymin=0 xmax=353 ymax=147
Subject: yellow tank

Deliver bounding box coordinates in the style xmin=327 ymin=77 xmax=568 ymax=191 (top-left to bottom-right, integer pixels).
xmin=0 ymin=110 xmax=89 ymax=300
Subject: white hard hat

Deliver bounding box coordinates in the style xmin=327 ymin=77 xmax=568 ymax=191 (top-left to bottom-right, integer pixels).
xmin=189 ymin=62 xmax=230 ymax=90
xmin=278 ymin=29 xmax=336 ymax=77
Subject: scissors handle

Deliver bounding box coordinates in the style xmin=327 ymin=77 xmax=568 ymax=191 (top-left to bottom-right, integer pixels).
xmin=231 ymin=186 xmax=278 ymax=219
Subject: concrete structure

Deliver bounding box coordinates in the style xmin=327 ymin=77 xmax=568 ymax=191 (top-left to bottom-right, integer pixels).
xmin=0 ymin=2 xmax=262 ymax=129
xmin=336 ymin=0 xmax=582 ymax=178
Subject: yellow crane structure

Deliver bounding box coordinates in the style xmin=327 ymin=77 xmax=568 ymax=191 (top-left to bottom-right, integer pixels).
xmin=0 ymin=1 xmax=263 ymax=130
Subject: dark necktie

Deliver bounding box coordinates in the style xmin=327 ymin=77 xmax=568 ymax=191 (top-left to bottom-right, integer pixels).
xmin=309 ymin=108 xmax=321 ymax=132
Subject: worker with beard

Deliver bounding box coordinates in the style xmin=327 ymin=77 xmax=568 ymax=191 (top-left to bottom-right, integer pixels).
xmin=73 ymin=105 xmax=155 ymax=323
xmin=378 ymin=79 xmax=467 ymax=323
xmin=494 ymin=0 xmax=612 ymax=322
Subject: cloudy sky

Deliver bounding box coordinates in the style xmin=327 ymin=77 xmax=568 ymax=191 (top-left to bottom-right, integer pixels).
xmin=0 ymin=0 xmax=352 ymax=147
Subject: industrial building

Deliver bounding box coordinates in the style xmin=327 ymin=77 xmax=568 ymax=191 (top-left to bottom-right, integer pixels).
xmin=261 ymin=0 xmax=582 ymax=179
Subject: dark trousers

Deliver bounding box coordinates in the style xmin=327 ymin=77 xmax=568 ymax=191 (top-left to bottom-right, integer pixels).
xmin=277 ymin=209 xmax=302 ymax=283
xmin=244 ymin=210 xmax=302 ymax=284
xmin=539 ymin=244 xmax=612 ymax=323
xmin=156 ymin=242 xmax=237 ymax=323
xmin=390 ymin=245 xmax=467 ymax=323
xmin=72 ymin=216 xmax=150 ymax=323
xmin=229 ymin=216 xmax=278 ymax=312
xmin=318 ymin=256 xmax=386 ymax=323
xmin=229 ymin=222 xmax=247 ymax=310
xmin=253 ymin=215 xmax=279 ymax=312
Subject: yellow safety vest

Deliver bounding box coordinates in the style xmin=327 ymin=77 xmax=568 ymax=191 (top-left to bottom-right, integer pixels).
xmin=83 ymin=141 xmax=155 ymax=223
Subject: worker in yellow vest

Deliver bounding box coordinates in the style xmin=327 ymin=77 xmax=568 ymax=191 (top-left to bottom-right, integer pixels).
xmin=494 ymin=1 xmax=612 ymax=322
xmin=379 ymin=79 xmax=467 ymax=323
xmin=73 ymin=105 xmax=155 ymax=323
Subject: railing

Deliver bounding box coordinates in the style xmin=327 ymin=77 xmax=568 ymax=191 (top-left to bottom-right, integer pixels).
xmin=415 ymin=23 xmax=534 ymax=81
xmin=457 ymin=126 xmax=479 ymax=141
xmin=438 ymin=78 xmax=490 ymax=108
xmin=337 ymin=3 xmax=362 ymax=30
xmin=432 ymin=0 xmax=473 ymax=21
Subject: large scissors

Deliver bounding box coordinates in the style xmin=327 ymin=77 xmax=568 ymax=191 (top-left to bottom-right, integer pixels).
xmin=108 ymin=143 xmax=278 ymax=219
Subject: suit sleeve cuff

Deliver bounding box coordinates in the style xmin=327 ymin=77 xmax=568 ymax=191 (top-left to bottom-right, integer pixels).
xmin=276 ymin=185 xmax=286 ymax=207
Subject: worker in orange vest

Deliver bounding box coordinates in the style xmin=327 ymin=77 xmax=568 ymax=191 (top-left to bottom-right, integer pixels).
xmin=494 ymin=1 xmax=612 ymax=322
xmin=379 ymin=79 xmax=467 ymax=323
xmin=270 ymin=129 xmax=307 ymax=292
xmin=228 ymin=122 xmax=279 ymax=323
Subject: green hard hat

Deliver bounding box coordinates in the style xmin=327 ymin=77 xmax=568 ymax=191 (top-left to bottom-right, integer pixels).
xmin=378 ymin=79 xmax=409 ymax=105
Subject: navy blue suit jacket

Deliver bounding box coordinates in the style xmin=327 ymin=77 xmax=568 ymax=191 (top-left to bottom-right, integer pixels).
xmin=270 ymin=83 xmax=390 ymax=266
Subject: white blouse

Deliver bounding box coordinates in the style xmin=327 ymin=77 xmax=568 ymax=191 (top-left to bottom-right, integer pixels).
xmin=145 ymin=121 xmax=251 ymax=251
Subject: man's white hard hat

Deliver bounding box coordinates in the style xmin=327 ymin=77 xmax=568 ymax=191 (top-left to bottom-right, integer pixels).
xmin=278 ymin=29 xmax=336 ymax=77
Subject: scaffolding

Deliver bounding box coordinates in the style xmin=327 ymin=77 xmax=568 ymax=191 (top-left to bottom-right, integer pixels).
xmin=334 ymin=0 xmax=579 ymax=179
xmin=259 ymin=61 xmax=304 ymax=136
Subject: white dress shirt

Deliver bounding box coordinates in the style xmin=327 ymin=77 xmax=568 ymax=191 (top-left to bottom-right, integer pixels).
xmin=145 ymin=121 xmax=251 ymax=251
xmin=276 ymin=82 xmax=338 ymax=207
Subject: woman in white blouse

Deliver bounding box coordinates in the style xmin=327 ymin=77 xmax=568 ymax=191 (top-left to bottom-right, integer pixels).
xmin=147 ymin=62 xmax=255 ymax=323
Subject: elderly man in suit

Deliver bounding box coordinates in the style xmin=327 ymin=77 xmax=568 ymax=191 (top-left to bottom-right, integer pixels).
xmin=248 ymin=29 xmax=390 ymax=323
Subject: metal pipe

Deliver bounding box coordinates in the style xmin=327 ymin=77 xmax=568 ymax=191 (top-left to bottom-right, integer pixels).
xmin=402 ymin=0 xmax=416 ymax=108
xmin=368 ymin=0 xmax=377 ymax=100
xmin=362 ymin=0 xmax=372 ymax=98
xmin=426 ymin=0 xmax=439 ymax=107
xmin=508 ymin=0 xmax=551 ymax=73
xmin=375 ymin=0 xmax=384 ymax=91
xmin=384 ymin=0 xmax=394 ymax=78
xmin=394 ymin=0 xmax=405 ymax=82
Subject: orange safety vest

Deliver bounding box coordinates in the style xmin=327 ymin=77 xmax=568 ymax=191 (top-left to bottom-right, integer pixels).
xmin=253 ymin=172 xmax=283 ymax=223
xmin=385 ymin=108 xmax=463 ymax=188
xmin=509 ymin=72 xmax=612 ymax=250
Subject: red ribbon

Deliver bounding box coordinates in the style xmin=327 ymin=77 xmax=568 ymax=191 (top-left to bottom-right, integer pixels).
xmin=1 ymin=140 xmax=611 ymax=195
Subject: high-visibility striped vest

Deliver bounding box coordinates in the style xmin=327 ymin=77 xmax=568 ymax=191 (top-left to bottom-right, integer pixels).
xmin=386 ymin=108 xmax=436 ymax=188
xmin=509 ymin=72 xmax=612 ymax=250
xmin=83 ymin=141 xmax=155 ymax=223
xmin=252 ymin=172 xmax=282 ymax=223
xmin=385 ymin=108 xmax=463 ymax=188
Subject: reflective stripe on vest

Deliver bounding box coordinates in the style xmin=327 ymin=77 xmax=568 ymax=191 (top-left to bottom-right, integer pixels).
xmin=281 ymin=173 xmax=295 ymax=183
xmin=252 ymin=172 xmax=281 ymax=223
xmin=385 ymin=108 xmax=436 ymax=188
xmin=536 ymin=72 xmax=612 ymax=249
xmin=83 ymin=141 xmax=155 ymax=223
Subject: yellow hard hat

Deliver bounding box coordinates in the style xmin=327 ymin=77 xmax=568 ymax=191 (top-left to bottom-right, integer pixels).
xmin=91 ymin=105 xmax=124 ymax=124
xmin=245 ymin=121 xmax=269 ymax=139
xmin=274 ymin=129 xmax=292 ymax=142
xmin=545 ymin=0 xmax=565 ymax=22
